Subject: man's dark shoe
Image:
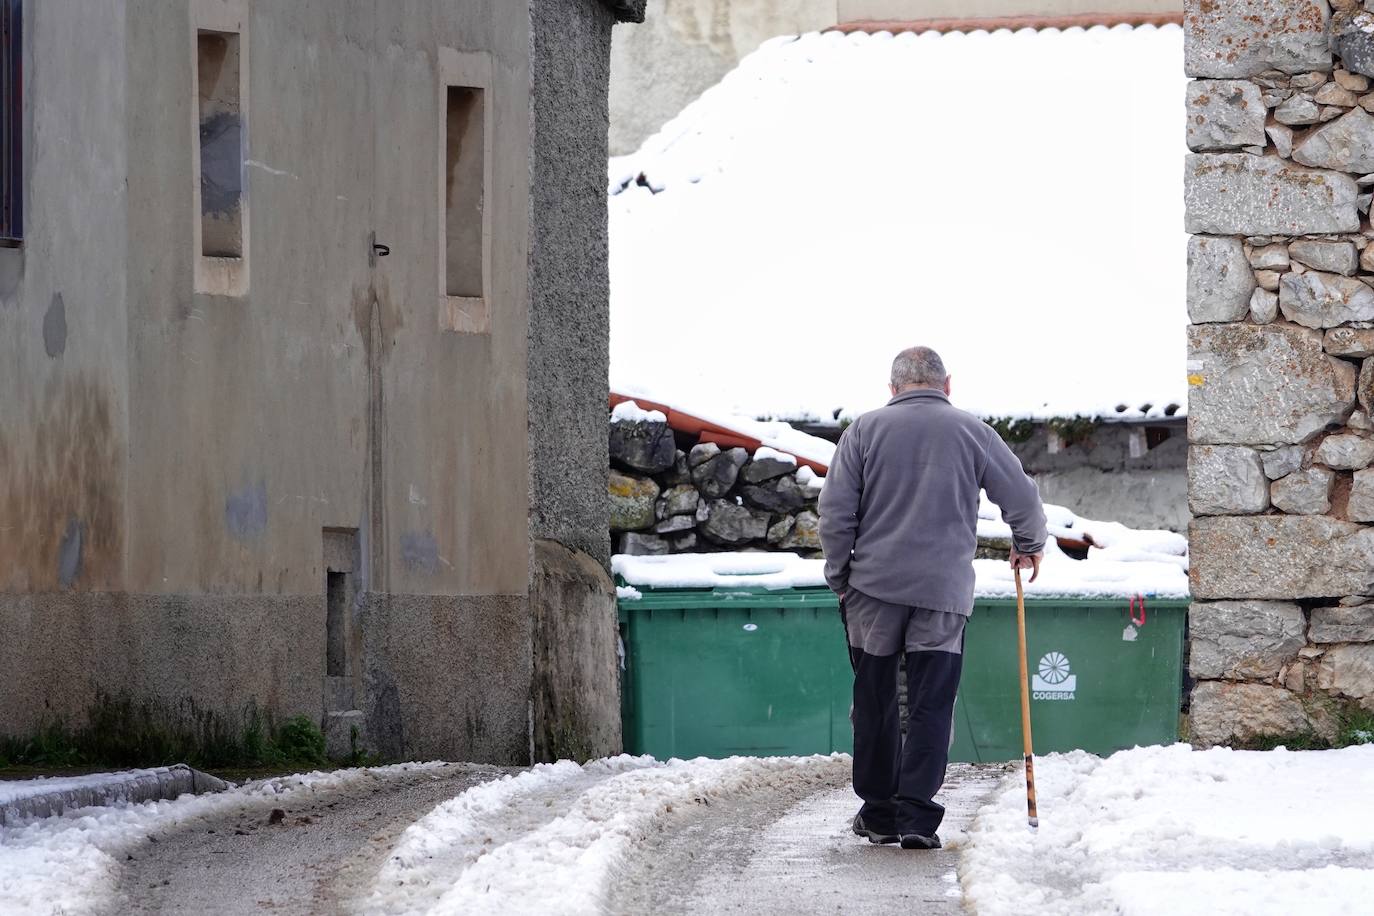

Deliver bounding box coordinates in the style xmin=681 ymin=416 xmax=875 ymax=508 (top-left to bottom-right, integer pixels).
xmin=899 ymin=833 xmax=942 ymax=850
xmin=851 ymin=813 xmax=898 ymax=845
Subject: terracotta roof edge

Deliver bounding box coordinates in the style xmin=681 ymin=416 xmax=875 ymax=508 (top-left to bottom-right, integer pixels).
xmin=831 ymin=12 xmax=1183 ymax=34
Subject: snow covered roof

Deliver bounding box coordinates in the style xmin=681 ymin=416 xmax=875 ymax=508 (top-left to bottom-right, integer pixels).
xmin=609 ymin=24 xmax=1187 ymax=424
xmin=614 ymin=499 xmax=1189 ymax=599
xmin=610 ymin=391 xmax=838 ymax=470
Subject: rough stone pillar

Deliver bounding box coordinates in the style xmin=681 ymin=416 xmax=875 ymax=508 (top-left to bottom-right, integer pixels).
xmin=1185 ymin=0 xmax=1374 ymax=745
xmin=525 ymin=0 xmax=644 ymax=761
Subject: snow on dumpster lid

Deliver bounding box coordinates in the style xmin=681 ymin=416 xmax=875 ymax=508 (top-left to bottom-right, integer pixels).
xmin=609 ymin=24 xmax=1187 ymax=425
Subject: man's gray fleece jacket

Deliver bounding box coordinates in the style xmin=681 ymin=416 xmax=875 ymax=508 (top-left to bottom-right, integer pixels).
xmin=818 ymin=388 xmax=1048 ymax=616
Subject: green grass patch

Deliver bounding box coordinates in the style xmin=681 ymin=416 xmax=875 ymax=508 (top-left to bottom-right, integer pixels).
xmin=0 ymin=694 xmax=330 ymax=774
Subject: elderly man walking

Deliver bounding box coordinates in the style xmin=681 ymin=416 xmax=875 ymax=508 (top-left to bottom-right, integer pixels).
xmin=819 ymin=346 xmax=1048 ymax=849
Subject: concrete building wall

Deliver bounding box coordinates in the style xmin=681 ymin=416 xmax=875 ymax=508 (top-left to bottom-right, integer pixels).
xmin=609 ymin=0 xmax=837 ymax=155
xmin=2 ymin=0 xmax=627 ymax=765
xmin=1012 ymin=425 xmax=1188 ymax=533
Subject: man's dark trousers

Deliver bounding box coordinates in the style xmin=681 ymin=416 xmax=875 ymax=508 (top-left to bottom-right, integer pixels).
xmin=844 ymin=588 xmax=965 ymax=837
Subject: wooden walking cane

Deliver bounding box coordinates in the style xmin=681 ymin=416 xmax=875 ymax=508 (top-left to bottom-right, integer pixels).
xmin=1015 ymin=567 xmax=1039 ymax=830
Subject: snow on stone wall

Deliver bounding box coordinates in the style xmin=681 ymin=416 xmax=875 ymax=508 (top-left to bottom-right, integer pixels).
xmin=1185 ymin=0 xmax=1374 ymax=746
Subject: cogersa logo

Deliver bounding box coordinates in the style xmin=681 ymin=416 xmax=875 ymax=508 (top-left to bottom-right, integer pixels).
xmin=1031 ymin=651 xmax=1076 ymax=701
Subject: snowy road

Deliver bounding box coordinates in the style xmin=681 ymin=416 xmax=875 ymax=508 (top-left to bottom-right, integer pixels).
xmin=609 ymin=764 xmax=1006 ymax=915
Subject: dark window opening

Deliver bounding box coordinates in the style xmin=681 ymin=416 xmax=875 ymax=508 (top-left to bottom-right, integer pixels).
xmin=198 ymin=30 xmax=242 ymax=258
xmin=326 ymin=570 xmax=346 ymax=677
xmin=445 ymin=85 xmax=484 ymax=298
xmin=1145 ymin=426 xmax=1171 ymax=450
xmin=0 ymin=0 xmax=22 ymax=245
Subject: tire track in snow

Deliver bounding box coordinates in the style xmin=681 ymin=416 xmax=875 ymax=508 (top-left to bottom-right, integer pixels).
xmin=357 ymin=754 xmax=849 ymax=916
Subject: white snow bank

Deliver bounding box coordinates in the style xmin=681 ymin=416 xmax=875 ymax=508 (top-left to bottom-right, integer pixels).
xmin=368 ymin=753 xmax=846 ymax=915
xmin=0 ymin=769 xmax=178 ymax=808
xmin=610 ymin=399 xmax=667 ymax=424
xmin=0 ymin=762 xmax=446 ymax=916
xmin=614 ymin=499 xmax=1189 ymax=598
xmin=609 ymin=25 xmax=1187 ymax=424
xmin=961 ymin=744 xmax=1374 ymax=916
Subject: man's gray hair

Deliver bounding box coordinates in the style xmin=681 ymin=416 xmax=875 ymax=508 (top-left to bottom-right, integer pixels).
xmin=890 ymin=346 xmax=947 ymax=390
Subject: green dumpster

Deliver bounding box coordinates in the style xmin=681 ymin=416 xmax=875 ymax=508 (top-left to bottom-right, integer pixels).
xmin=618 ymin=586 xmax=1186 ymax=762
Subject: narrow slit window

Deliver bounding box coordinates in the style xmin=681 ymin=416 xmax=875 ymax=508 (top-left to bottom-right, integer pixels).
xmin=197 ymin=30 xmax=243 ymax=258
xmin=444 ymin=86 xmax=484 ymax=299
xmin=0 ymin=0 xmax=22 ymax=246
xmin=326 ymin=569 xmax=346 ymax=678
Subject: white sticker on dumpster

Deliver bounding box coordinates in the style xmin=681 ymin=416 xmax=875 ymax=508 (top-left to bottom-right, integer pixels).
xmin=1031 ymin=651 xmax=1077 ymax=701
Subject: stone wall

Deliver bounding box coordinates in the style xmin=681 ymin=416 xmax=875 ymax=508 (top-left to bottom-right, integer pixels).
xmin=1185 ymin=0 xmax=1374 ymax=745
xmin=609 ymin=414 xmax=823 ymax=556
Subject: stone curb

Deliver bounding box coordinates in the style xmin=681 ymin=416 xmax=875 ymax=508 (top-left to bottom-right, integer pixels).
xmin=0 ymin=764 xmax=231 ymax=826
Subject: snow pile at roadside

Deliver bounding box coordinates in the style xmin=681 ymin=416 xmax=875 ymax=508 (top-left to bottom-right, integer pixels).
xmin=609 ymin=25 xmax=1186 ymax=424
xmin=0 ymin=768 xmax=178 ymax=807
xmin=0 ymin=762 xmax=446 ymax=916
xmin=614 ymin=497 xmax=1189 ymax=598
xmin=961 ymin=745 xmax=1374 ymax=915
xmin=365 ymin=753 xmax=848 ymax=915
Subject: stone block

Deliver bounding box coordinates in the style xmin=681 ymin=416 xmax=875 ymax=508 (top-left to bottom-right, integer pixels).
xmin=1293 ymin=107 xmax=1374 ymax=172
xmin=1261 ymin=444 xmax=1306 ymax=479
xmin=1185 ymin=155 xmax=1359 ymax=236
xmin=1288 ymin=240 xmax=1359 ymax=276
xmin=740 ymin=455 xmax=796 ymax=485
xmin=1324 ymin=327 xmax=1374 ymax=357
xmin=1267 ymin=123 xmax=1295 ymax=157
xmin=1188 ymin=601 xmax=1306 ymax=678
xmin=1310 ymin=604 xmax=1374 ymax=643
xmin=1316 ymin=644 xmax=1374 ymax=705
xmin=1270 ymin=466 xmax=1333 ymax=514
xmin=690 ymin=446 xmax=748 ymax=499
xmin=1250 ymin=288 xmax=1279 ymax=323
xmin=700 ymin=500 xmax=769 ymax=546
xmin=658 ymin=484 xmax=699 ymax=518
xmin=1184 ymin=0 xmax=1330 ymax=78
xmin=1248 ymin=243 xmax=1290 ymax=270
xmin=741 ymin=475 xmax=807 ymax=514
xmin=1188 ymin=445 xmax=1269 ymax=514
xmin=1274 ymin=93 xmax=1321 ymax=125
xmin=609 ymin=418 xmax=676 ymax=474
xmin=1278 ymin=270 xmax=1374 ymax=328
xmin=1333 ymin=9 xmax=1374 ymax=80
xmin=1190 ymin=515 xmax=1374 ymax=599
xmin=1188 ymin=324 xmax=1356 ymax=445
xmin=608 ymin=470 xmax=659 ymax=532
xmin=1346 ymin=467 xmax=1374 ymax=521
xmin=1189 ymin=681 xmax=1323 ymax=748
xmin=1186 ymin=80 xmax=1266 ymax=150
xmin=1188 ymin=237 xmax=1255 ymax=322
xmin=324 ymin=710 xmax=366 ymax=761
xmin=1314 ymin=433 xmax=1374 ymax=469
xmin=620 ymin=532 xmax=669 ymax=555
xmin=780 ymin=510 xmax=822 ymax=551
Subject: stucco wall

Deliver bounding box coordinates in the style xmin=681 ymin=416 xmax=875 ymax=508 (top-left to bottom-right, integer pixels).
xmin=2 ymin=0 xmax=549 ymax=764
xmin=1012 ymin=425 xmax=1188 ymax=532
xmin=608 ymin=0 xmax=837 ymax=155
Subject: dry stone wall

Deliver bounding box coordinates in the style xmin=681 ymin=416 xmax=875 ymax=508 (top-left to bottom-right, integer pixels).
xmin=608 ymin=414 xmax=824 ymax=556
xmin=1186 ymin=0 xmax=1374 ymax=746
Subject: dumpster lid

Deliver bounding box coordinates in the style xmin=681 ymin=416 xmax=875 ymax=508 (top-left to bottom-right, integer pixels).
xmin=613 ymin=538 xmax=1189 ymax=600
